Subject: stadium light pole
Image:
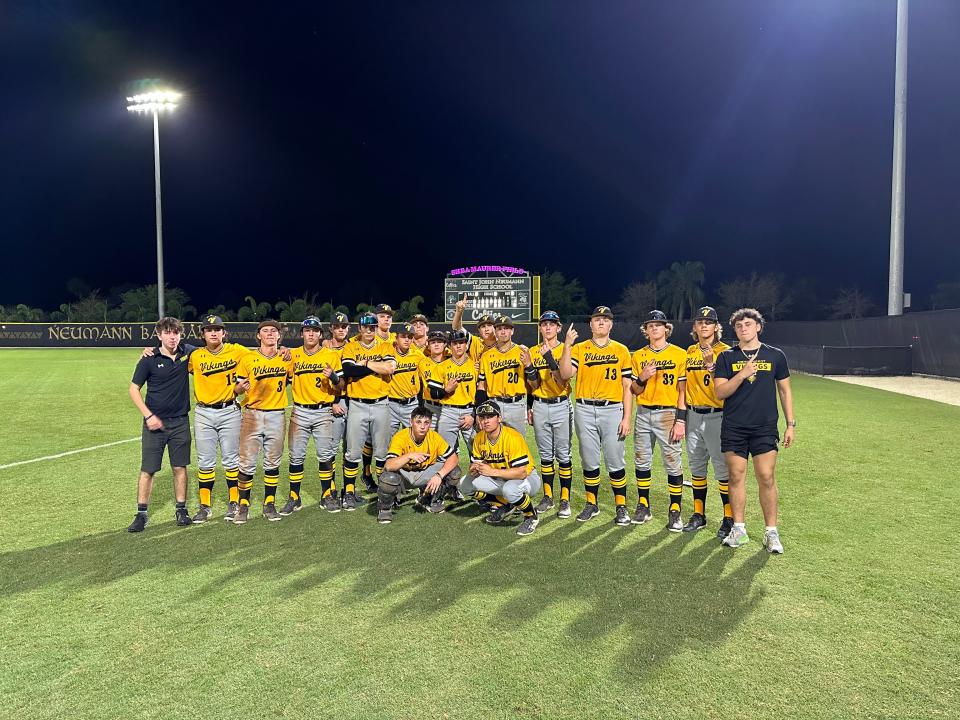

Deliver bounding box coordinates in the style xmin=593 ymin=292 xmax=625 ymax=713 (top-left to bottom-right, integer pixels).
xmin=888 ymin=0 xmax=908 ymax=316
xmin=126 ymin=89 xmax=181 ymax=319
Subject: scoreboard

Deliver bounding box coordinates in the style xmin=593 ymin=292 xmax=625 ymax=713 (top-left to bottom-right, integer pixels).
xmin=443 ymin=271 xmax=540 ymax=322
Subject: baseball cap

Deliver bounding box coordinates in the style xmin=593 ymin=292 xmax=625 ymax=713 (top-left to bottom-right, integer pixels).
xmin=410 ymin=314 xmax=429 ymax=325
xmin=476 ymin=314 xmax=495 ymax=328
xmin=696 ymin=306 xmax=719 ymax=323
xmin=257 ymin=319 xmax=282 ymax=331
xmin=374 ymin=303 xmax=395 ymax=316
xmin=644 ymin=309 xmax=669 ymax=325
xmin=494 ymin=315 xmax=514 ymax=328
xmin=427 ymin=330 xmax=448 ymax=342
xmin=301 ymin=315 xmax=322 ymax=330
xmin=538 ymin=310 xmax=561 ymax=324
xmin=359 ymin=313 xmax=378 ymax=327
xmin=591 ymin=306 xmax=614 ymax=319
xmin=448 ymin=329 xmax=469 ymax=343
xmin=397 ymin=323 xmax=415 ymax=336
xmin=475 ymin=400 xmax=502 ymax=417
xmin=330 ymin=311 xmax=349 ymax=325
xmin=201 ymin=314 xmax=225 ymax=330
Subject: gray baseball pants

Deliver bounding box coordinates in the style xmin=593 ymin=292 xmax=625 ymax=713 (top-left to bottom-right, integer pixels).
xmin=195 ymin=404 xmax=241 ymax=470
xmin=634 ymin=406 xmax=683 ymax=475
xmin=288 ymin=405 xmax=337 ymax=464
xmin=573 ymin=402 xmax=626 ymax=472
xmin=685 ymin=409 xmax=727 ymax=481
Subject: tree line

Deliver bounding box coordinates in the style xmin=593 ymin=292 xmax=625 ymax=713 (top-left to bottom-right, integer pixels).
xmin=2 ymin=269 xmax=959 ymax=324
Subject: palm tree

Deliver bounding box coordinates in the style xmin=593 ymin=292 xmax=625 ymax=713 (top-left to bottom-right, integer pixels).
xmin=657 ymin=261 xmax=705 ymax=324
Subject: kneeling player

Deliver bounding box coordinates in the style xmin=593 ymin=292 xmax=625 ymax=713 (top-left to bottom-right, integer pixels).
xmin=378 ymin=407 xmax=461 ymax=524
xmin=458 ymin=400 xmax=543 ymax=536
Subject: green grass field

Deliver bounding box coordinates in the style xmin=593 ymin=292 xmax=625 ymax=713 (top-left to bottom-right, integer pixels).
xmin=1 ymin=348 xmax=957 ymax=720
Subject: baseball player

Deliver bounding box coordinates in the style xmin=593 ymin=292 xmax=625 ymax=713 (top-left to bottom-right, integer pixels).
xmin=186 ymin=314 xmax=249 ymax=523
xmin=457 ymin=400 xmax=543 ymax=536
xmin=127 ymin=317 xmax=195 ymax=532
xmin=353 ymin=303 xmax=397 ymax=492
xmin=428 ymin=329 xmax=477 ymax=456
xmin=386 ymin=324 xmax=423 ymax=434
xmin=525 ymin=310 xmax=573 ymax=517
xmin=323 ymin=312 xmax=351 ymax=497
xmin=409 ymin=313 xmax=430 ymax=354
xmin=282 ymin=316 xmax=345 ymax=515
xmin=451 ymin=294 xmax=497 ymax=366
xmin=339 ymin=312 xmax=397 ymax=510
xmin=714 ymin=308 xmax=795 ymax=553
xmin=477 ymin=316 xmax=527 ymax=432
xmin=682 ymin=306 xmax=733 ymax=536
xmin=630 ymin=310 xmax=688 ymax=532
xmin=232 ymin=319 xmax=294 ymax=524
xmin=418 ymin=330 xmax=449 ymax=426
xmin=558 ymin=306 xmax=633 ymax=525
xmin=377 ymin=406 xmax=461 ymax=523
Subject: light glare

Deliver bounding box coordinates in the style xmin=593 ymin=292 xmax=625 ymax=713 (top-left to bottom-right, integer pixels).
xmin=126 ymin=90 xmax=182 ymax=113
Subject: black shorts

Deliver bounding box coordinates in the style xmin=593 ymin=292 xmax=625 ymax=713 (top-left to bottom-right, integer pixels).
xmin=141 ymin=416 xmax=192 ymax=474
xmin=720 ymin=424 xmax=778 ymax=459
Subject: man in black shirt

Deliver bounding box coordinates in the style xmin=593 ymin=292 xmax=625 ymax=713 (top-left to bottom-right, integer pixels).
xmin=714 ymin=308 xmax=795 ymax=554
xmin=127 ymin=317 xmax=196 ymax=532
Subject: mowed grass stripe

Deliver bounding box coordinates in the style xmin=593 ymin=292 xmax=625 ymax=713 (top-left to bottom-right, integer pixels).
xmin=0 ymin=348 xmax=957 ymax=720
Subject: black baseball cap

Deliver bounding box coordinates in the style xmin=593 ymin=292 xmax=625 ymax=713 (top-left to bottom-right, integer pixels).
xmin=476 ymin=314 xmax=495 ymax=328
xmin=330 ymin=312 xmax=350 ymax=325
xmin=695 ymin=306 xmax=719 ymax=323
xmin=410 ymin=314 xmax=429 ymax=324
xmin=397 ymin=323 xmax=415 ymax=336
xmin=494 ymin=315 xmax=514 ymax=328
xmin=201 ymin=314 xmax=225 ymax=330
xmin=591 ymin=306 xmax=614 ymax=319
xmin=427 ymin=330 xmax=448 ymax=342
xmin=374 ymin=303 xmax=395 ymax=316
xmin=644 ymin=309 xmax=669 ymax=325
xmin=448 ymin=329 xmax=469 ymax=343
xmin=475 ymin=400 xmax=502 ymax=417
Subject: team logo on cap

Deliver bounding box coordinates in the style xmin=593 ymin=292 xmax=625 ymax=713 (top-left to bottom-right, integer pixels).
xmin=475 ymin=400 xmax=502 ymax=416
xmin=331 ymin=312 xmax=349 ymax=324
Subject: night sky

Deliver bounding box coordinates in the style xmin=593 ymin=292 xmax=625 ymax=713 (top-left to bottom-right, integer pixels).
xmin=3 ymin=1 xmax=959 ymax=313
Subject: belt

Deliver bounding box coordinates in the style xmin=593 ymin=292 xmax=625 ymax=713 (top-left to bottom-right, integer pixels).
xmin=351 ymin=396 xmax=386 ymax=404
xmin=442 ymin=402 xmax=473 ymax=409
xmin=691 ymin=406 xmax=723 ymax=414
xmin=198 ymin=400 xmax=236 ymax=410
xmin=533 ymin=396 xmax=568 ymax=404
xmin=389 ymin=397 xmax=417 ymax=405
xmin=494 ymin=395 xmax=525 ymax=403
xmin=295 ymin=401 xmax=333 ymax=409
xmin=576 ymin=399 xmax=621 ymax=407
xmin=245 ymin=407 xmax=286 ymax=412
xmin=640 ymin=404 xmax=674 ymax=411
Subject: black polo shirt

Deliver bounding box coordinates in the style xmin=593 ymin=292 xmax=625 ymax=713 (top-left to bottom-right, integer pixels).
xmin=131 ymin=344 xmax=197 ymax=420
xmin=714 ymin=343 xmax=789 ymax=432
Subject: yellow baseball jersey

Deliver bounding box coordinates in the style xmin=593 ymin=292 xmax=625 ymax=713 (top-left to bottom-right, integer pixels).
xmin=631 ymin=343 xmax=687 ymax=407
xmin=341 ymin=339 xmax=395 ymax=400
xmin=478 ymin=344 xmax=525 ymax=398
xmin=375 ymin=331 xmax=396 ymax=345
xmin=418 ymin=355 xmax=445 ymax=402
xmin=411 ymin=339 xmax=428 ymax=355
xmin=684 ymin=341 xmax=730 ymax=408
xmin=290 ymin=346 xmax=343 ymax=405
xmin=528 ymin=343 xmax=570 ymax=399
xmin=432 ymin=356 xmax=478 ymax=406
xmin=386 ymin=347 xmax=422 ymax=400
xmin=386 ymin=428 xmax=454 ymax=471
xmin=569 ymin=339 xmax=632 ymax=402
xmin=468 ymin=332 xmax=495 ymax=366
xmin=236 ymin=350 xmax=293 ymax=411
xmin=188 ymin=343 xmax=251 ymax=405
xmin=470 ymin=425 xmax=532 ymax=476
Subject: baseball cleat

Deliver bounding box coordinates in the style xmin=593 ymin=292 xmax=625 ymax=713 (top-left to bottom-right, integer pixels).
xmin=321 ymin=495 xmax=342 ymax=513
xmin=575 ymin=503 xmax=599 ymax=522
xmin=516 ymin=515 xmax=540 ymax=536
xmin=342 ymin=494 xmax=358 ymax=512
xmin=485 ymin=504 xmax=516 ymax=525
xmin=722 ymin=525 xmax=749 ymax=548
xmin=763 ymin=528 xmax=784 ymax=554
xmin=557 ymin=500 xmax=572 ymax=518
xmin=427 ymin=496 xmax=446 ymax=514
xmin=127 ymin=514 xmax=147 ymax=533
xmin=362 ymin=479 xmax=378 ymax=494
xmin=279 ymin=497 xmax=302 ymax=516
xmin=631 ymin=503 xmax=652 ymax=525
xmin=666 ymin=510 xmax=683 ymax=532
xmin=175 ymin=507 xmax=193 ymax=527
xmin=262 ymin=502 xmax=283 ymax=522
xmin=233 ymin=504 xmax=250 ymax=525
xmin=682 ymin=513 xmax=707 ymax=533
xmin=614 ymin=505 xmax=631 ymax=527
xmin=191 ymin=506 xmax=213 ymax=524
xmin=377 ymin=509 xmax=393 ymax=524
xmin=446 ymin=487 xmax=466 ymax=502
xmin=716 ymin=517 xmax=734 ymax=540
xmin=535 ymin=496 xmax=555 ymax=513
xmin=223 ymin=501 xmax=240 ymax=522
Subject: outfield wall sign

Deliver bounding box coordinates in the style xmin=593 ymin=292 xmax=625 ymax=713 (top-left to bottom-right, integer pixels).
xmin=444 ymin=275 xmax=535 ymax=322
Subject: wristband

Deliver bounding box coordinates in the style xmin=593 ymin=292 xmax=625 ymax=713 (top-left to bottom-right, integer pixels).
xmin=675 ymin=409 xmax=687 ymax=422
xmin=524 ymin=367 xmax=538 ymax=379
xmin=787 ymin=420 xmax=797 ymax=427
xmin=145 ymin=414 xmax=155 ymax=420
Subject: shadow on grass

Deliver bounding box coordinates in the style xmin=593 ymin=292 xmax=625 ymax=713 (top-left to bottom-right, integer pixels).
xmin=0 ymin=494 xmax=767 ymax=674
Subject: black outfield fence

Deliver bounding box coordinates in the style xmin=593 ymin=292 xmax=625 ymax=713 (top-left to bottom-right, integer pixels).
xmin=778 ymin=345 xmax=913 ymax=376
